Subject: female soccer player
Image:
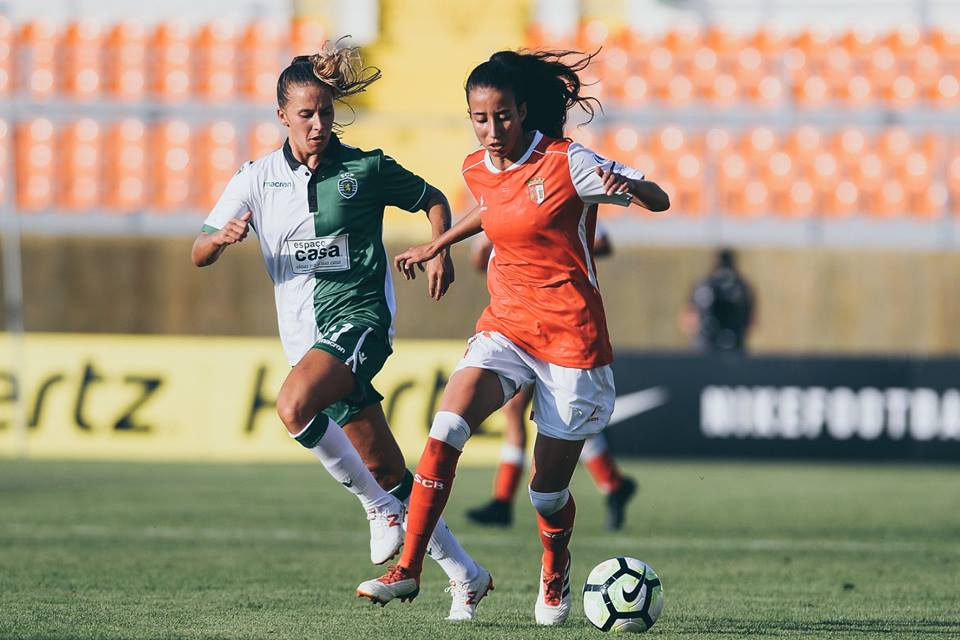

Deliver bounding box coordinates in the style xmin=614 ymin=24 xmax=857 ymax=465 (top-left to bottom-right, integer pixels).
xmin=465 ymin=225 xmax=638 ymax=532
xmin=357 ymin=49 xmax=668 ymax=625
xmin=191 ymin=43 xmax=489 ymax=621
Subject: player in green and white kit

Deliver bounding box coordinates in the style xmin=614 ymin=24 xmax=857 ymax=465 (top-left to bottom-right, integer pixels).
xmin=191 ymin=44 xmax=490 ymax=621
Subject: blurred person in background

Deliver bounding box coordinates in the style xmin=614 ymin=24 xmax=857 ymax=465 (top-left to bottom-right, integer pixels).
xmin=681 ymin=248 xmax=755 ymax=353
xmin=358 ymin=48 xmax=668 ymax=625
xmin=464 ymin=224 xmax=637 ymax=531
xmin=190 ymin=42 xmax=490 ymax=621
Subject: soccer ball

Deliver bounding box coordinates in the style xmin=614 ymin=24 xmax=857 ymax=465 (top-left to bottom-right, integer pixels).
xmin=582 ymin=557 xmax=664 ymax=632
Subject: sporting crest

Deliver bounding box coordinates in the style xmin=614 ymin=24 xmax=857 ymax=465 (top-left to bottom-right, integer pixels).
xmin=527 ymin=177 xmax=546 ymax=205
xmin=338 ymin=172 xmax=359 ymax=199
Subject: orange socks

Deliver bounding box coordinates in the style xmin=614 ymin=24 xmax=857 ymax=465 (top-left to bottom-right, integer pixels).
xmin=584 ymin=451 xmax=623 ymax=494
xmin=399 ymin=437 xmax=461 ymax=575
xmin=536 ymin=494 xmax=576 ymax=574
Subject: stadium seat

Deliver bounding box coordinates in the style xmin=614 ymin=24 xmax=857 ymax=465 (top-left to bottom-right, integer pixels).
xmin=928 ymin=73 xmax=960 ymax=107
xmin=876 ymin=128 xmax=914 ymax=169
xmin=832 ymin=127 xmax=869 ymax=170
xmin=196 ymin=121 xmax=238 ymax=210
xmin=823 ymin=180 xmax=860 ymax=217
xmin=14 ymin=118 xmax=55 ymax=211
xmin=291 ymin=16 xmax=327 ymax=56
xmin=61 ymin=19 xmax=103 ymax=99
xmin=150 ymin=21 xmax=192 ymax=102
xmin=672 ymin=152 xmax=705 ymax=214
xmin=717 ymin=153 xmax=749 ymax=213
xmin=620 ymin=73 xmax=650 ymax=106
xmin=195 ymin=20 xmax=237 ymax=102
xmin=871 ymin=179 xmax=908 ymax=218
xmin=17 ymin=20 xmax=58 ymax=99
xmin=104 ymin=22 xmax=147 ymax=101
xmin=248 ymin=121 xmax=284 ymax=161
xmin=0 ymin=119 xmax=7 ymax=203
xmin=151 ymin=120 xmax=193 ymax=211
xmin=784 ymin=125 xmax=824 ymax=165
xmin=643 ymin=46 xmax=676 ymax=97
xmin=241 ymin=20 xmax=284 ymax=103
xmin=782 ymin=179 xmax=816 ymax=218
xmin=104 ymin=118 xmax=147 ymax=213
xmin=866 ymin=46 xmax=898 ymax=94
xmin=0 ymin=16 xmax=13 ymax=96
xmin=740 ymin=126 xmax=778 ymax=165
xmin=651 ymin=126 xmax=690 ymax=162
xmin=59 ymin=119 xmax=102 ymax=211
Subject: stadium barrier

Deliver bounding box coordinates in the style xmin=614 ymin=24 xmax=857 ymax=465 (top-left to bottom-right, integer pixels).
xmin=0 ymin=333 xmax=509 ymax=464
xmin=608 ymin=352 xmax=960 ymax=461
xmin=3 ymin=334 xmax=958 ymax=463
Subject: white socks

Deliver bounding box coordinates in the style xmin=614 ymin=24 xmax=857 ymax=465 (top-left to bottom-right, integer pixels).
xmin=295 ymin=416 xmax=394 ymax=512
xmin=425 ymin=514 xmax=481 ymax=582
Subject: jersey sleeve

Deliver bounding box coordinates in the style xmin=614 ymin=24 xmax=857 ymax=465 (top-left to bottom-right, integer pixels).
xmin=567 ymin=143 xmax=645 ymax=206
xmin=202 ymin=161 xmax=254 ymax=232
xmin=378 ymin=152 xmax=429 ymax=212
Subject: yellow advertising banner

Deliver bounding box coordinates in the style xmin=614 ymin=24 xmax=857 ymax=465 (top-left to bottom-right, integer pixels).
xmin=0 ymin=333 xmax=511 ymax=465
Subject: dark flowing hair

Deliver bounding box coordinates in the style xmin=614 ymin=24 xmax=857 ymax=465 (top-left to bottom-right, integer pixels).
xmin=464 ymin=49 xmax=601 ymax=139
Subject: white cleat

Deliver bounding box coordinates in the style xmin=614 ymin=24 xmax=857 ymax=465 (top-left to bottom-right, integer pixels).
xmin=356 ymin=564 xmax=420 ymax=606
xmin=367 ymin=499 xmax=405 ymax=565
xmin=445 ymin=566 xmax=494 ymax=621
xmin=534 ymin=554 xmax=572 ymax=626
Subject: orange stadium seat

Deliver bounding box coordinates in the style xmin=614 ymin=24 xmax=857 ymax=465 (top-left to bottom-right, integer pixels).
xmin=104 ymin=22 xmax=147 ymax=101
xmin=793 ymin=73 xmax=831 ymax=109
xmin=704 ymin=127 xmax=733 ymax=158
xmin=912 ymin=182 xmax=948 ymax=218
xmin=928 ymin=73 xmax=960 ymax=107
xmin=661 ymin=73 xmax=695 ymax=105
xmin=838 ymin=74 xmax=874 ymax=108
xmin=883 ymin=74 xmax=919 ymax=108
xmin=624 ymin=28 xmax=657 ymax=59
xmin=291 ymin=17 xmax=327 ymax=56
xmin=59 ymin=119 xmax=102 ymax=211
xmin=151 ymin=120 xmax=193 ymax=211
xmin=104 ymin=118 xmax=147 ymax=213
xmin=871 ymin=179 xmax=908 ymax=218
xmin=689 ymin=46 xmax=719 ymax=94
xmin=947 ymin=154 xmax=960 ymax=214
xmin=0 ymin=119 xmax=7 ymax=203
xmin=792 ymin=28 xmax=834 ymax=57
xmin=650 ymin=126 xmax=690 ymax=162
xmin=731 ymin=46 xmax=765 ymax=93
xmin=840 ymin=28 xmax=878 ymax=61
xmin=850 ymin=151 xmax=887 ymax=204
xmin=782 ymin=179 xmax=817 ymax=218
xmin=737 ymin=179 xmax=771 ymax=217
xmin=662 ymin=22 xmax=703 ymax=60
xmin=601 ymin=124 xmax=644 ymax=160
xmin=0 ymin=16 xmax=12 ymax=95
xmin=761 ymin=150 xmax=795 ymax=211
xmin=17 ymin=20 xmax=58 ymax=99
xmin=241 ymin=20 xmax=284 ymax=103
xmin=196 ymin=121 xmax=238 ymax=210
xmin=824 ymin=180 xmax=861 ymax=217
xmin=150 ymin=22 xmax=192 ymax=102
xmin=15 ymin=118 xmax=55 ymax=211
xmin=866 ymin=46 xmax=898 ymax=93
xmin=716 ymin=152 xmax=749 ymax=213
xmin=642 ymin=46 xmax=676 ymax=97
xmin=248 ymin=121 xmax=284 ymax=160
xmin=886 ymin=25 xmax=924 ymax=60
xmin=705 ymin=26 xmax=743 ymax=62
xmin=61 ymin=19 xmax=103 ymax=99
xmin=739 ymin=126 xmax=778 ymax=165
xmin=672 ymin=152 xmax=705 ymax=214
xmin=876 ymin=128 xmax=914 ymax=169
xmin=576 ymin=19 xmax=615 ymax=53
xmin=832 ymin=127 xmax=870 ymax=170
xmin=909 ymin=45 xmax=942 ymax=97
xmin=749 ymin=27 xmax=790 ymax=58
xmin=809 ymin=150 xmax=842 ymax=198
xmin=195 ymin=20 xmax=238 ymax=102
xmin=620 ymin=73 xmax=650 ymax=106
xmin=784 ymin=125 xmax=824 ymax=165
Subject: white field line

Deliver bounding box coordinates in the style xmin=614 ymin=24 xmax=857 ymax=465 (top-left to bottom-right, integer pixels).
xmin=1 ymin=523 xmax=958 ymax=555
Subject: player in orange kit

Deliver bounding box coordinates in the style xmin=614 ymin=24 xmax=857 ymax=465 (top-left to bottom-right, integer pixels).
xmin=465 ymin=225 xmax=639 ymax=531
xmin=357 ymin=49 xmax=669 ymax=625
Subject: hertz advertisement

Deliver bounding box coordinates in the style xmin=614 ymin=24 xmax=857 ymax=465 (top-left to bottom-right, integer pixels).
xmin=0 ymin=333 xmax=509 ymax=464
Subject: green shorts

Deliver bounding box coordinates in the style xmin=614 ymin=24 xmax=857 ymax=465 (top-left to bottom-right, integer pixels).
xmin=311 ymin=323 xmax=392 ymax=426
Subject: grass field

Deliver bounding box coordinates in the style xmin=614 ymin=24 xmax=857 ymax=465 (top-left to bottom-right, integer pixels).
xmin=1 ymin=459 xmax=958 ymax=639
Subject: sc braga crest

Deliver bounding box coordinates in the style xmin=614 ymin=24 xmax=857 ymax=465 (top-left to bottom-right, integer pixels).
xmin=338 ymin=172 xmax=359 ymax=199
xmin=527 ymin=177 xmax=546 ymax=205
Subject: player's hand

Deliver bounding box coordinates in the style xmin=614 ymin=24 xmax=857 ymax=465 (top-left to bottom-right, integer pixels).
xmin=394 ymin=242 xmax=439 ymax=281
xmin=425 ymin=250 xmax=455 ymax=301
xmin=215 ymin=212 xmax=252 ymax=246
xmin=595 ymin=165 xmax=635 ymax=198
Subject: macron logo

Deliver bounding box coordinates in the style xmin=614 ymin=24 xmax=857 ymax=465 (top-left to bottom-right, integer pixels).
xmin=263 ymin=180 xmax=293 ymax=188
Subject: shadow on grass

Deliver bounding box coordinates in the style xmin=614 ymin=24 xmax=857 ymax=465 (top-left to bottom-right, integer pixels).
xmin=678 ymin=618 xmax=960 ymax=636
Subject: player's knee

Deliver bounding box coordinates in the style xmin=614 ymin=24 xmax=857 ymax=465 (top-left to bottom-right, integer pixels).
xmin=529 ymin=487 xmax=570 ymax=516
xmin=275 ymin=392 xmax=312 ymax=433
xmin=428 ymin=411 xmax=472 ymax=451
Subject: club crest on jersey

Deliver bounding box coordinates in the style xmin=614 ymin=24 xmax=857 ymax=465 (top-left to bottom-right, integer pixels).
xmin=338 ymin=172 xmax=358 ymax=199
xmin=527 ymin=177 xmax=546 ymax=205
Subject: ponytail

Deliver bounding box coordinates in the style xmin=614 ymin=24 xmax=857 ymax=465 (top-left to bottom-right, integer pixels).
xmin=465 ymin=49 xmax=601 ymax=139
xmin=277 ymin=38 xmax=382 ymax=108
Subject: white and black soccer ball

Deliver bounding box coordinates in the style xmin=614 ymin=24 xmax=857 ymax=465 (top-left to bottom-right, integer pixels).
xmin=582 ymin=557 xmax=664 ymax=633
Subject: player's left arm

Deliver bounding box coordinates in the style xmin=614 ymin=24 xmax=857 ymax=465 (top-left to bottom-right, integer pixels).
xmin=595 ymin=167 xmax=670 ymax=212
xmin=418 ymin=186 xmax=456 ymax=301
xmin=568 ymin=143 xmax=670 ymax=212
xmin=378 ymin=151 xmax=455 ymax=300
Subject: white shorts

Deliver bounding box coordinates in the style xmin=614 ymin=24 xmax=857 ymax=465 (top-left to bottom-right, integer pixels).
xmin=453 ymin=331 xmax=616 ymax=441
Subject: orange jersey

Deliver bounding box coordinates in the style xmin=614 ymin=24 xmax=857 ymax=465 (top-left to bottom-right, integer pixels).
xmin=462 ymin=131 xmax=643 ymax=369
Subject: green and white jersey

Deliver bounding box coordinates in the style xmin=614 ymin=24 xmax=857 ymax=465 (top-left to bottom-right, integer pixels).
xmin=203 ymin=136 xmax=429 ymax=366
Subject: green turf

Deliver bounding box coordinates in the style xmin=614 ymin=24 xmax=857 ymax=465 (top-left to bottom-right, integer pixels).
xmin=1 ymin=459 xmax=958 ymax=639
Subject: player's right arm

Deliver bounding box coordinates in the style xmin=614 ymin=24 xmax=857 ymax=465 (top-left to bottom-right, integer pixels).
xmin=191 ymin=212 xmax=252 ymax=267
xmin=394 ymin=201 xmax=484 ymax=280
xmin=191 ymin=161 xmax=255 ymax=267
